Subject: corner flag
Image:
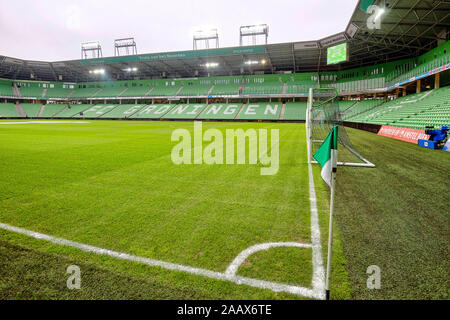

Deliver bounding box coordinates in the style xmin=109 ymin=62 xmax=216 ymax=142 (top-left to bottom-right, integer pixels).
xmin=312 ymin=125 xmax=338 ymax=300
xmin=313 ymin=126 xmax=338 ymax=187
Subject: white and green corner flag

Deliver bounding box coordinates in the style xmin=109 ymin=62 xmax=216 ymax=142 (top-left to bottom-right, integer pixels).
xmin=313 ymin=126 xmax=338 ymax=187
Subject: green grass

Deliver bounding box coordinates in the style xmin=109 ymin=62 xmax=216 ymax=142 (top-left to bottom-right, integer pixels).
xmin=333 ymin=128 xmax=449 ymax=300
xmin=0 ymin=120 xmax=350 ymax=299
xmin=1 ymin=120 xmax=446 ymax=300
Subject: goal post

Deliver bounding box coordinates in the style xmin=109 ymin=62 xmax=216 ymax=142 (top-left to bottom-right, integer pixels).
xmin=307 ymin=88 xmax=375 ymax=168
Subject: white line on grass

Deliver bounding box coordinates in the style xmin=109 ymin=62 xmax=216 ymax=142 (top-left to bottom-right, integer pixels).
xmin=0 ymin=222 xmax=321 ymax=299
xmin=307 ymin=126 xmax=327 ymax=300
xmin=0 ymin=121 xmax=90 ymax=125
xmin=225 ymin=242 xmax=313 ymax=276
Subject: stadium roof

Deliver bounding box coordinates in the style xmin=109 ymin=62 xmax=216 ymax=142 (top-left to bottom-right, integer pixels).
xmin=0 ymin=0 xmax=448 ymax=82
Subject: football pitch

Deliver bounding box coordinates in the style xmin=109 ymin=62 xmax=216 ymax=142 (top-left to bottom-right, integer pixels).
xmin=0 ymin=120 xmax=448 ymax=300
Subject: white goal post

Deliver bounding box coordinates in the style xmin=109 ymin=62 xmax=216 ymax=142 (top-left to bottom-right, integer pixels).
xmin=306 ymin=88 xmax=375 ymax=168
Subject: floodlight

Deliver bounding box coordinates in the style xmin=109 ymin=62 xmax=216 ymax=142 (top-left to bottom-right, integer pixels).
xmin=81 ymin=41 xmax=102 ymax=59
xmin=205 ymin=62 xmax=219 ymax=68
xmin=239 ymin=24 xmax=269 ymax=46
xmin=375 ymin=8 xmax=385 ymax=21
xmin=245 ymin=60 xmax=259 ymax=65
xmin=193 ymin=28 xmax=219 ymax=50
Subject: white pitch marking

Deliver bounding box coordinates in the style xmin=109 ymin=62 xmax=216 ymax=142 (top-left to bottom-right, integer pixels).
xmin=307 ymin=126 xmax=326 ymax=300
xmin=0 ymin=121 xmax=90 ymax=125
xmin=225 ymin=242 xmax=313 ymax=276
xmin=0 ymin=222 xmax=322 ymax=299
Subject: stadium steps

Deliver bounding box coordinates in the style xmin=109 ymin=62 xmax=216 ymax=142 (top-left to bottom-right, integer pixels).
xmin=238 ymin=79 xmax=245 ymax=94
xmin=341 ymin=100 xmax=358 ymax=112
xmin=15 ymin=103 xmax=26 ymax=117
xmin=279 ymin=103 xmax=286 ymax=120
xmin=145 ymin=87 xmax=154 ymax=96
xmin=175 ymin=86 xmax=184 ymax=96
xmin=53 ymin=104 xmax=69 ymax=117
xmin=42 ymin=88 xmax=47 ymax=98
xmin=118 ymin=88 xmax=128 ymax=96
xmin=234 ymin=104 xmax=246 ymax=119
xmin=207 ymin=85 xmax=214 ymax=95
xmin=67 ymin=90 xmax=75 ymax=98
xmin=91 ymin=88 xmax=104 ymax=98
xmin=37 ymin=104 xmax=45 ymax=117
xmin=281 ymin=83 xmax=287 ymax=94
xmin=195 ymin=104 xmax=210 ymax=119
xmin=13 ymin=84 xmax=22 ymax=98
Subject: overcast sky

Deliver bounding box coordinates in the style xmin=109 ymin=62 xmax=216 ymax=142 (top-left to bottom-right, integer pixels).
xmin=0 ymin=0 xmax=357 ymax=62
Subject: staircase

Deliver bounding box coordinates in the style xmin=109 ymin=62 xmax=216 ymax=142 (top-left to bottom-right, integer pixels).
xmin=195 ymin=104 xmax=210 ymax=119
xmin=15 ymin=103 xmax=26 ymax=117
xmin=281 ymin=83 xmax=287 ymax=94
xmin=37 ymin=104 xmax=46 ymax=117
xmin=207 ymin=85 xmax=215 ymax=95
xmin=42 ymin=88 xmax=47 ymax=98
xmin=279 ymin=103 xmax=286 ymax=120
xmin=53 ymin=104 xmax=69 ymax=118
xmin=175 ymin=85 xmax=184 ymax=96
xmin=238 ymin=79 xmax=246 ymax=95
xmin=145 ymin=87 xmax=154 ymax=96
xmin=13 ymin=84 xmax=22 ymax=98
xmin=234 ymin=104 xmax=246 ymax=120
xmin=118 ymin=88 xmax=128 ymax=97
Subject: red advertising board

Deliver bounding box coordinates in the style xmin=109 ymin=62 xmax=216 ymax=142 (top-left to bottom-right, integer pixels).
xmin=377 ymin=126 xmax=430 ymax=144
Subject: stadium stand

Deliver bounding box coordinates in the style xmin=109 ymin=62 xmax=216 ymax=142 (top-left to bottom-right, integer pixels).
xmin=70 ymin=87 xmax=101 ymax=99
xmin=20 ymin=103 xmax=42 ymax=117
xmin=237 ymin=103 xmax=282 ymax=120
xmin=0 ymin=103 xmax=21 ymax=117
xmin=119 ymin=84 xmax=152 ymax=97
xmin=147 ymin=81 xmax=181 ymax=96
xmin=55 ymin=104 xmax=93 ymax=118
xmin=16 ymin=83 xmax=43 ymax=98
xmin=343 ymin=99 xmax=386 ymax=120
xmin=346 ymin=86 xmax=450 ymax=128
xmin=177 ymin=80 xmax=212 ymax=96
xmin=242 ymin=76 xmax=283 ymax=95
xmin=282 ymin=102 xmax=307 ymax=120
xmin=45 ymin=85 xmax=73 ymax=99
xmin=73 ymin=104 xmax=118 ymax=118
xmin=0 ymin=79 xmax=14 ymax=97
xmin=197 ymin=104 xmax=243 ymax=120
xmin=163 ymin=104 xmax=208 ymax=119
xmin=130 ymin=104 xmax=175 ymax=119
xmin=93 ymin=85 xmax=124 ymax=98
xmin=209 ymin=77 xmax=242 ymax=95
xmin=99 ymin=104 xmax=146 ymax=118
xmin=39 ymin=104 xmax=67 ymax=118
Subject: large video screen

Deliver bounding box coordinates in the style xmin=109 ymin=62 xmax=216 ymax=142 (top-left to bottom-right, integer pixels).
xmin=327 ymin=43 xmax=348 ymax=65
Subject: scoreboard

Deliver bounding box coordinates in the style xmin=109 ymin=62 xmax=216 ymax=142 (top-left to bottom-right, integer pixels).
xmin=327 ymin=43 xmax=348 ymax=65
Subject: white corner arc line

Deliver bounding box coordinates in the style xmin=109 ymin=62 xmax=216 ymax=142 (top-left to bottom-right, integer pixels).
xmin=225 ymin=242 xmax=313 ymax=276
xmin=0 ymin=222 xmax=322 ymax=299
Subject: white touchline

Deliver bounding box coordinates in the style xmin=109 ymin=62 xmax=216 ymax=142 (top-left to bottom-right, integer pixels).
xmin=307 ymin=128 xmax=327 ymax=300
xmin=0 ymin=121 xmax=90 ymax=125
xmin=0 ymin=222 xmax=323 ymax=299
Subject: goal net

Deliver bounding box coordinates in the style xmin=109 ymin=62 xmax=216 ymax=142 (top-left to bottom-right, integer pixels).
xmin=306 ymin=88 xmax=375 ymax=167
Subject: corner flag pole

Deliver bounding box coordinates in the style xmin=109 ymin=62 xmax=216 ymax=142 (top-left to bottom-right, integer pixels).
xmin=325 ymin=147 xmax=337 ymax=300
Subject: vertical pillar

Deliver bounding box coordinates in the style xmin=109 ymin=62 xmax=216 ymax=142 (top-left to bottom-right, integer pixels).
xmin=403 ymin=88 xmax=407 ymax=97
xmin=435 ymin=73 xmax=440 ymax=89
xmin=416 ymin=79 xmax=421 ymax=93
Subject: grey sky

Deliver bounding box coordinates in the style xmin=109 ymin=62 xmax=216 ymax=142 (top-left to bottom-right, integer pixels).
xmin=0 ymin=0 xmax=357 ymax=62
